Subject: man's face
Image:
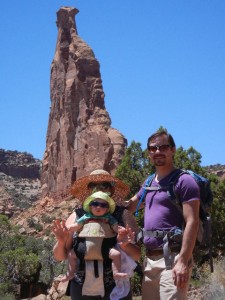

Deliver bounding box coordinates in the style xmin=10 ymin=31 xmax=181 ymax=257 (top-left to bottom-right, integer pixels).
xmin=148 ymin=134 xmax=175 ymax=167
xmin=88 ymin=182 xmax=114 ymax=196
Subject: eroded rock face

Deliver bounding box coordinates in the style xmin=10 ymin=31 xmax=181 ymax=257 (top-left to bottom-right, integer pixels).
xmin=41 ymin=7 xmax=127 ymax=199
xmin=0 ymin=149 xmax=41 ymax=216
xmin=0 ymin=149 xmax=41 ymax=179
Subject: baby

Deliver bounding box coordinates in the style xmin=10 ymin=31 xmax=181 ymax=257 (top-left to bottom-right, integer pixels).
xmin=61 ymin=191 xmax=128 ymax=282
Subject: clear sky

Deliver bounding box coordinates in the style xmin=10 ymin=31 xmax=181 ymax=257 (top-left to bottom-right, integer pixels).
xmin=1 ymin=0 xmax=225 ymax=167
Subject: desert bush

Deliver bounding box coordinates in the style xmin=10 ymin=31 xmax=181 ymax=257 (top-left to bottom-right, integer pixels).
xmin=41 ymin=214 xmax=54 ymax=224
xmin=0 ymin=293 xmax=16 ymax=300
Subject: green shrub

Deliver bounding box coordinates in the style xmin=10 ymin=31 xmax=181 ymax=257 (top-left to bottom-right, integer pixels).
xmin=41 ymin=215 xmax=54 ymax=224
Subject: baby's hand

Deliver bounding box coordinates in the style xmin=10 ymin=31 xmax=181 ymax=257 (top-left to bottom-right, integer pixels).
xmin=117 ymin=225 xmax=135 ymax=244
xmin=117 ymin=225 xmax=126 ymax=234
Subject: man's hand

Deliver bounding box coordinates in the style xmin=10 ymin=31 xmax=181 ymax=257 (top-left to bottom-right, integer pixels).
xmin=172 ymin=259 xmax=190 ymax=289
xmin=124 ymin=196 xmax=139 ymax=213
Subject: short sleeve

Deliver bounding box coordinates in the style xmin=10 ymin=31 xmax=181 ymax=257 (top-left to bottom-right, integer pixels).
xmin=175 ymin=173 xmax=200 ymax=203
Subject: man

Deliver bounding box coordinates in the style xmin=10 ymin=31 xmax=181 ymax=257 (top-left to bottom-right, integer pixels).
xmin=128 ymin=130 xmax=200 ymax=300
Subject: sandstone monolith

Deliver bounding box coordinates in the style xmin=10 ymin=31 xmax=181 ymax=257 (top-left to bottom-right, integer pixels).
xmin=41 ymin=7 xmax=127 ymax=199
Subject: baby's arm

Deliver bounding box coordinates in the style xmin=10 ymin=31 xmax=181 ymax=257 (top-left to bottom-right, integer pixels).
xmin=109 ymin=214 xmax=119 ymax=233
xmin=111 ymin=223 xmax=118 ymax=233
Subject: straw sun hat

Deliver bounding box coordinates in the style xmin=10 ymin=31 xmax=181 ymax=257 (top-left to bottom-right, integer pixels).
xmin=70 ymin=169 xmax=130 ymax=203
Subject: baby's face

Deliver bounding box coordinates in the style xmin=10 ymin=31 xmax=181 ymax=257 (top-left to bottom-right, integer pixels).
xmin=89 ymin=199 xmax=109 ymax=216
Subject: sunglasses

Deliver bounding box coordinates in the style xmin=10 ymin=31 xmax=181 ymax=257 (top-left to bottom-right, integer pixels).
xmin=88 ymin=182 xmax=113 ymax=190
xmin=89 ymin=201 xmax=109 ymax=209
xmin=148 ymin=144 xmax=171 ymax=153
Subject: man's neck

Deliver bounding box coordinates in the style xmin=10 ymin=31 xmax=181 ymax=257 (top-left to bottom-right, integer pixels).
xmin=155 ymin=165 xmax=176 ymax=181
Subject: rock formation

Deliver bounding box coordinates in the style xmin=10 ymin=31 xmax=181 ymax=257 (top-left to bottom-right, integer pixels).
xmin=0 ymin=149 xmax=41 ymax=179
xmin=41 ymin=7 xmax=127 ymax=199
xmin=0 ymin=149 xmax=41 ymax=216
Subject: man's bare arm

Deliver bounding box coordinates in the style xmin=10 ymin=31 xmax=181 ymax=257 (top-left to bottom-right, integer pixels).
xmin=172 ymin=199 xmax=200 ymax=289
xmin=125 ymin=195 xmax=141 ymax=213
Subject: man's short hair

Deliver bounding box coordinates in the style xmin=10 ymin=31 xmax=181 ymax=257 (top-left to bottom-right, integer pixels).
xmin=147 ymin=129 xmax=176 ymax=149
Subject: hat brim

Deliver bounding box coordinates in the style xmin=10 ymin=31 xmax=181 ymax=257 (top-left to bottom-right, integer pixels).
xmin=71 ymin=173 xmax=130 ymax=203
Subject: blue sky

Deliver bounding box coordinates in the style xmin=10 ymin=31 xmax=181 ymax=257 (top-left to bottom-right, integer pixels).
xmin=1 ymin=0 xmax=225 ymax=167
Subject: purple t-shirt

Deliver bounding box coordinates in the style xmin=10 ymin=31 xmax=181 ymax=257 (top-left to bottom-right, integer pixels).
xmin=136 ymin=170 xmax=200 ymax=250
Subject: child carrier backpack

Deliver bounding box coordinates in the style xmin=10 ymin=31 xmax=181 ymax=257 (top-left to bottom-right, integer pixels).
xmin=136 ymin=169 xmax=214 ymax=272
xmin=72 ymin=206 xmax=126 ymax=283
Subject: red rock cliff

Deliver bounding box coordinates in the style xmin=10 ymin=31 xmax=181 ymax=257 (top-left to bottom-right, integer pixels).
xmin=41 ymin=7 xmax=127 ymax=199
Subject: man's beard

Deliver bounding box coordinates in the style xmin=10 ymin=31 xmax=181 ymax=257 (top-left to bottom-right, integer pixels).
xmin=152 ymin=155 xmax=166 ymax=166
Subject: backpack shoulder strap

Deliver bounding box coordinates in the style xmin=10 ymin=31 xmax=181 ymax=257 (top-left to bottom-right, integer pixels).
xmin=168 ymin=169 xmax=188 ymax=186
xmin=112 ymin=205 xmax=125 ymax=226
xmin=75 ymin=207 xmax=86 ymax=218
xmin=166 ymin=169 xmax=190 ymax=215
xmin=135 ymin=174 xmax=155 ymax=217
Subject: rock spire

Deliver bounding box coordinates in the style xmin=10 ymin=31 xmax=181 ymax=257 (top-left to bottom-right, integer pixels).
xmin=41 ymin=7 xmax=127 ymax=199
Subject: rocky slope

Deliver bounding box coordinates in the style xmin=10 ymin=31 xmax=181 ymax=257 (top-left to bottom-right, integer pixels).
xmin=0 ymin=149 xmax=41 ymax=217
xmin=205 ymin=164 xmax=225 ymax=179
xmin=1 ymin=148 xmax=225 ymax=234
xmin=0 ymin=149 xmax=78 ymax=236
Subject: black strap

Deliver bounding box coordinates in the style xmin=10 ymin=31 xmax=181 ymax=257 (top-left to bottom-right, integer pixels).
xmin=94 ymin=260 xmax=99 ymax=278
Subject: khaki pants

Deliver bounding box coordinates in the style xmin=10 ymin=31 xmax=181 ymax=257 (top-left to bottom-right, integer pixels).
xmin=142 ymin=253 xmax=192 ymax=300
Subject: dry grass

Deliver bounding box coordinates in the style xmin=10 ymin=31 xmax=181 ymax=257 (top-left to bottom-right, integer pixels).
xmin=188 ymin=257 xmax=225 ymax=299
xmin=200 ymin=257 xmax=225 ymax=299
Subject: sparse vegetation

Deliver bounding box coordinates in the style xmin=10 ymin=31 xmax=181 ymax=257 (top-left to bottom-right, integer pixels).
xmin=41 ymin=214 xmax=54 ymax=224
xmin=188 ymin=257 xmax=225 ymax=299
xmin=0 ymin=215 xmax=66 ymax=299
xmin=27 ymin=217 xmax=43 ymax=232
